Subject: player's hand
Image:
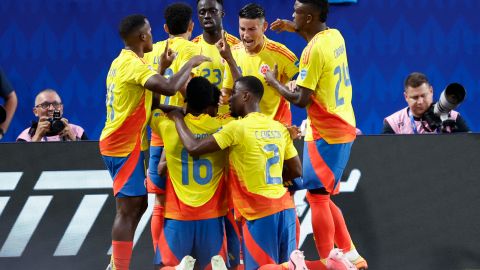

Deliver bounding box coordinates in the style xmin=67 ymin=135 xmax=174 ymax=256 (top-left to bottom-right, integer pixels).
xmin=270 ymin=19 xmax=296 ymax=33
xmin=159 ymin=40 xmax=177 ymax=74
xmin=188 ymin=55 xmax=211 ymax=68
xmin=32 ymin=117 xmax=51 ymax=141
xmin=167 ymin=107 xmax=185 ymax=121
xmin=264 ymin=63 xmax=279 ymax=86
xmin=58 ymin=118 xmax=76 ymax=141
xmin=220 ymin=88 xmax=231 ymax=105
xmin=287 ymin=125 xmax=302 ymax=140
xmin=286 ymin=80 xmax=297 ymax=93
xmin=216 ymin=30 xmax=234 ymax=61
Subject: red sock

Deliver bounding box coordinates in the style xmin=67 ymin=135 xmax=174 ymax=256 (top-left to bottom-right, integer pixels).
xmin=307 ymin=192 xmax=334 ymax=259
xmin=329 ymin=200 xmax=352 ymax=252
xmin=151 ymin=205 xmax=164 ymax=253
xmin=305 ymin=260 xmax=327 ymax=270
xmin=258 ymin=264 xmax=286 ymax=270
xmin=112 ymin=240 xmax=133 ymax=270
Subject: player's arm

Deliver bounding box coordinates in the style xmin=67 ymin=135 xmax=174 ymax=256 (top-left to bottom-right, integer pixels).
xmin=283 ymin=155 xmax=302 ymax=180
xmin=270 ymin=19 xmax=308 ymax=41
xmin=265 ymin=64 xmax=313 ymax=108
xmin=216 ymin=31 xmax=241 ymax=81
xmin=144 ymin=55 xmax=211 ymax=96
xmin=168 ymin=110 xmax=221 ymax=156
xmin=157 ymin=148 xmax=167 ymax=177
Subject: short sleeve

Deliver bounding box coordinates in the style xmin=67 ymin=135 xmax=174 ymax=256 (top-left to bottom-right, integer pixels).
xmin=132 ymin=59 xmax=158 ymax=87
xmin=212 ymin=120 xmax=240 ymax=150
xmin=296 ymin=42 xmax=324 ymax=91
xmin=283 ymin=128 xmax=298 ymax=160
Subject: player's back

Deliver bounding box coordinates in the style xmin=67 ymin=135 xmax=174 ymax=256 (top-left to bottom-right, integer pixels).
xmin=100 ymin=49 xmax=155 ymax=156
xmin=297 ymin=28 xmax=356 ymax=143
xmin=213 ymin=112 xmax=297 ymax=220
xmin=151 ymin=113 xmax=228 ymax=220
xmin=145 ymin=37 xmax=201 ymax=107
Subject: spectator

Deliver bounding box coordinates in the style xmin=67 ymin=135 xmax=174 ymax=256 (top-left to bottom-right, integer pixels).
xmin=383 ymin=72 xmax=470 ymax=134
xmin=16 ymin=89 xmax=87 ymax=142
xmin=0 ymin=67 xmax=18 ymax=141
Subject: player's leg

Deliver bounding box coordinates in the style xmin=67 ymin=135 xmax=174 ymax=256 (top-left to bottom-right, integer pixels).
xmin=103 ymin=147 xmax=148 ymax=270
xmin=147 ymin=145 xmax=167 ymax=262
xmin=193 ymin=217 xmax=227 ymax=270
xmin=157 ymin=219 xmax=195 ymax=269
xmin=242 ymin=210 xmax=298 ymax=269
xmin=224 ymin=210 xmax=242 ymax=269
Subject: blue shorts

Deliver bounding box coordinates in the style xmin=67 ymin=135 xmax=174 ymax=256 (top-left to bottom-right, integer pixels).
xmin=302 ymin=139 xmax=352 ymax=193
xmin=242 ymin=209 xmax=296 ymax=269
xmin=102 ymin=151 xmax=147 ymax=197
xmin=225 ymin=210 xmax=241 ymax=267
xmin=156 ymin=217 xmax=227 ymax=269
xmin=147 ymin=146 xmax=166 ymax=193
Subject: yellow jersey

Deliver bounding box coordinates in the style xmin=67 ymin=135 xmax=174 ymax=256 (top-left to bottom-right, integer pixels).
xmin=212 ymin=112 xmax=297 ymax=220
xmin=145 ymin=37 xmax=202 ymax=147
xmin=150 ymin=112 xmax=228 ymax=220
xmin=192 ymin=32 xmax=241 ymax=115
xmin=100 ymin=49 xmax=157 ymax=156
xmin=223 ymin=37 xmax=299 ymax=125
xmin=296 ymin=29 xmax=356 ymax=143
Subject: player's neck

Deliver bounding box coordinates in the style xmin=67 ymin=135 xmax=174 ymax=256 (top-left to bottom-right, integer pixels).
xmin=169 ymin=33 xmax=190 ymax=40
xmin=124 ymin=46 xmax=144 ymax=58
xmin=203 ymin=29 xmax=223 ymax=45
xmin=305 ymin=23 xmax=328 ymax=42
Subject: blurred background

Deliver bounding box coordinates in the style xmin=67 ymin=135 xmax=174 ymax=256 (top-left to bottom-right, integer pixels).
xmin=1 ymin=0 xmax=478 ymax=141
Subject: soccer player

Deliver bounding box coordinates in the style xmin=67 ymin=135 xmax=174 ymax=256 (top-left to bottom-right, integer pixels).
xmin=150 ymin=77 xmax=229 ymax=270
xmin=99 ymin=14 xmax=209 ymax=270
xmin=143 ymin=2 xmax=202 ymax=261
xmin=219 ymin=3 xmax=299 ymax=126
xmin=265 ymin=0 xmax=368 ymax=269
xmin=192 ymin=1 xmax=243 ymax=268
xmin=192 ymin=0 xmax=241 ymax=116
xmin=169 ymin=76 xmax=307 ymax=270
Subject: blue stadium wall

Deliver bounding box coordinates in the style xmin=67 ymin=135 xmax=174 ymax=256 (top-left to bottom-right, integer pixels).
xmin=1 ymin=0 xmax=479 ymax=141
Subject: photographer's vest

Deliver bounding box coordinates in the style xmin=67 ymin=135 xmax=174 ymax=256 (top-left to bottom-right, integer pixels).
xmin=385 ymin=107 xmax=459 ymax=134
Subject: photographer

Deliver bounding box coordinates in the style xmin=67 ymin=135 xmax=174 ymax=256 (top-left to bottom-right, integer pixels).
xmin=16 ymin=89 xmax=87 ymax=142
xmin=383 ymin=72 xmax=470 ymax=134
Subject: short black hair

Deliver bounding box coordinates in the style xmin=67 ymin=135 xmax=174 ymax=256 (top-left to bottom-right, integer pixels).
xmin=404 ymin=72 xmax=430 ymax=90
xmin=119 ymin=14 xmax=147 ymax=40
xmin=235 ymin=76 xmax=264 ymax=100
xmin=196 ymin=0 xmax=224 ymax=6
xmin=186 ymin=77 xmax=216 ymax=112
xmin=211 ymin=85 xmax=221 ymax=107
xmin=297 ymin=0 xmax=328 ymax=22
xmin=164 ymin=3 xmax=193 ymax=35
xmin=239 ymin=3 xmax=265 ymax=19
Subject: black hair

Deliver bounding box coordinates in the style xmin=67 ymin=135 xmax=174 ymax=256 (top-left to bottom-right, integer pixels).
xmin=119 ymin=14 xmax=147 ymax=40
xmin=235 ymin=76 xmax=264 ymax=100
xmin=211 ymin=85 xmax=221 ymax=107
xmin=239 ymin=3 xmax=265 ymax=19
xmin=164 ymin=3 xmax=193 ymax=35
xmin=196 ymin=0 xmax=224 ymax=6
xmin=185 ymin=77 xmax=216 ymax=112
xmin=404 ymin=72 xmax=430 ymax=90
xmin=297 ymin=0 xmax=328 ymax=22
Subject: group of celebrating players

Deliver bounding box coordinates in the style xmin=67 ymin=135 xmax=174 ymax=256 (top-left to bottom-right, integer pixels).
xmin=99 ymin=0 xmax=367 ymax=269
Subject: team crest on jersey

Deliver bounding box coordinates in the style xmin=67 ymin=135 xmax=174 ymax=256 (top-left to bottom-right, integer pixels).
xmin=259 ymin=64 xmax=270 ymax=75
xmin=300 ymin=69 xmax=307 ymax=79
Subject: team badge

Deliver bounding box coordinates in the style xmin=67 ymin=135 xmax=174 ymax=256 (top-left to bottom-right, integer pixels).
xmin=300 ymin=69 xmax=307 ymax=79
xmin=259 ymin=64 xmax=270 ymax=75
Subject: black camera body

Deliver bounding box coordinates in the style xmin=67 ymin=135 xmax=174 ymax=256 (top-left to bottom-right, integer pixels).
xmin=46 ymin=110 xmax=65 ymax=136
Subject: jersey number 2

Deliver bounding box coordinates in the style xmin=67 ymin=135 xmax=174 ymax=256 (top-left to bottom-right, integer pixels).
xmin=264 ymin=144 xmax=282 ymax=185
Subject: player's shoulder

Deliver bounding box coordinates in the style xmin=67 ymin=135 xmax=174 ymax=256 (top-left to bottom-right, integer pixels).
xmin=225 ymin=32 xmax=241 ymax=46
xmin=191 ymin=34 xmax=202 ymax=43
xmin=264 ymin=38 xmax=297 ymax=62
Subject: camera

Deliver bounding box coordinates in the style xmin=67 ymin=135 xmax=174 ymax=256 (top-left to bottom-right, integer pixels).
xmin=0 ymin=105 xmax=6 ymax=124
xmin=46 ymin=110 xmax=65 ymax=136
xmin=423 ymin=83 xmax=466 ymax=133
